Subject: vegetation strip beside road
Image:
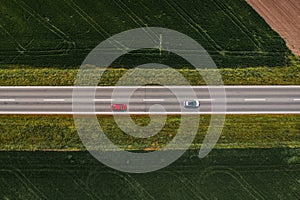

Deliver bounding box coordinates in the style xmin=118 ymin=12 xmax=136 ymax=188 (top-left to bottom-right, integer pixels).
xmin=0 ymin=61 xmax=299 ymax=86
xmin=0 ymin=114 xmax=299 ymax=151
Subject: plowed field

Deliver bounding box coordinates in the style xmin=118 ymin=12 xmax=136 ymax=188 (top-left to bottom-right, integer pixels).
xmin=247 ymin=0 xmax=300 ymax=55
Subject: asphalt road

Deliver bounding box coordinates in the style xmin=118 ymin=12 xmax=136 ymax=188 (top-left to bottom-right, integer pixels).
xmin=0 ymin=86 xmax=300 ymax=114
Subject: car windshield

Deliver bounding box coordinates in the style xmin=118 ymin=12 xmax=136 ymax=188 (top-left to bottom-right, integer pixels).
xmin=189 ymin=101 xmax=196 ymax=105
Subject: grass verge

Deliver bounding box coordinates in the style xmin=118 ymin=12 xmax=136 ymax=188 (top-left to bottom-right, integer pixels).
xmin=1 ymin=61 xmax=300 ymax=86
xmin=0 ymin=114 xmax=299 ymax=151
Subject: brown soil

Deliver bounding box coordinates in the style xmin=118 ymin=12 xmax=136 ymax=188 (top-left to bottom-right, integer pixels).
xmin=247 ymin=0 xmax=300 ymax=55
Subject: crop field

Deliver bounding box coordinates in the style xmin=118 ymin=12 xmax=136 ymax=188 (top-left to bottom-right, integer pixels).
xmin=0 ymin=149 xmax=300 ymax=199
xmin=247 ymin=0 xmax=300 ymax=55
xmin=0 ymin=0 xmax=290 ymax=68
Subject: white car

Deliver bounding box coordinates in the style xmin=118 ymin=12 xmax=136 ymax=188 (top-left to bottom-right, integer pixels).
xmin=184 ymin=100 xmax=200 ymax=108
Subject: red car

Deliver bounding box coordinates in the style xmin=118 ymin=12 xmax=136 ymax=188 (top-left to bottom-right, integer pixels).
xmin=111 ymin=104 xmax=127 ymax=111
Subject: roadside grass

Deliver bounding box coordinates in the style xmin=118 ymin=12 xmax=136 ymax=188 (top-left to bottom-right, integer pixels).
xmin=0 ymin=114 xmax=299 ymax=151
xmin=0 ymin=62 xmax=300 ymax=85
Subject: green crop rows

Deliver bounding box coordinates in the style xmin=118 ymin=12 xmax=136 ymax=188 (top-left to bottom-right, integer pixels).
xmin=1 ymin=149 xmax=300 ymax=199
xmin=0 ymin=0 xmax=290 ymax=68
xmin=0 ymin=114 xmax=300 ymax=151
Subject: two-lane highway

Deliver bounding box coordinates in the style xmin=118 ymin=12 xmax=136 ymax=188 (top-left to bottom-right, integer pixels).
xmin=0 ymin=86 xmax=300 ymax=114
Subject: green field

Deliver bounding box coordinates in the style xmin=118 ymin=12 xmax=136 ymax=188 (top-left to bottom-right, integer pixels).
xmin=0 ymin=149 xmax=300 ymax=199
xmin=0 ymin=0 xmax=290 ymax=68
xmin=1 ymin=114 xmax=300 ymax=151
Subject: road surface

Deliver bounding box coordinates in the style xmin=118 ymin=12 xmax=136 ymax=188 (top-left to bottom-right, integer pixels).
xmin=0 ymin=86 xmax=299 ymax=114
